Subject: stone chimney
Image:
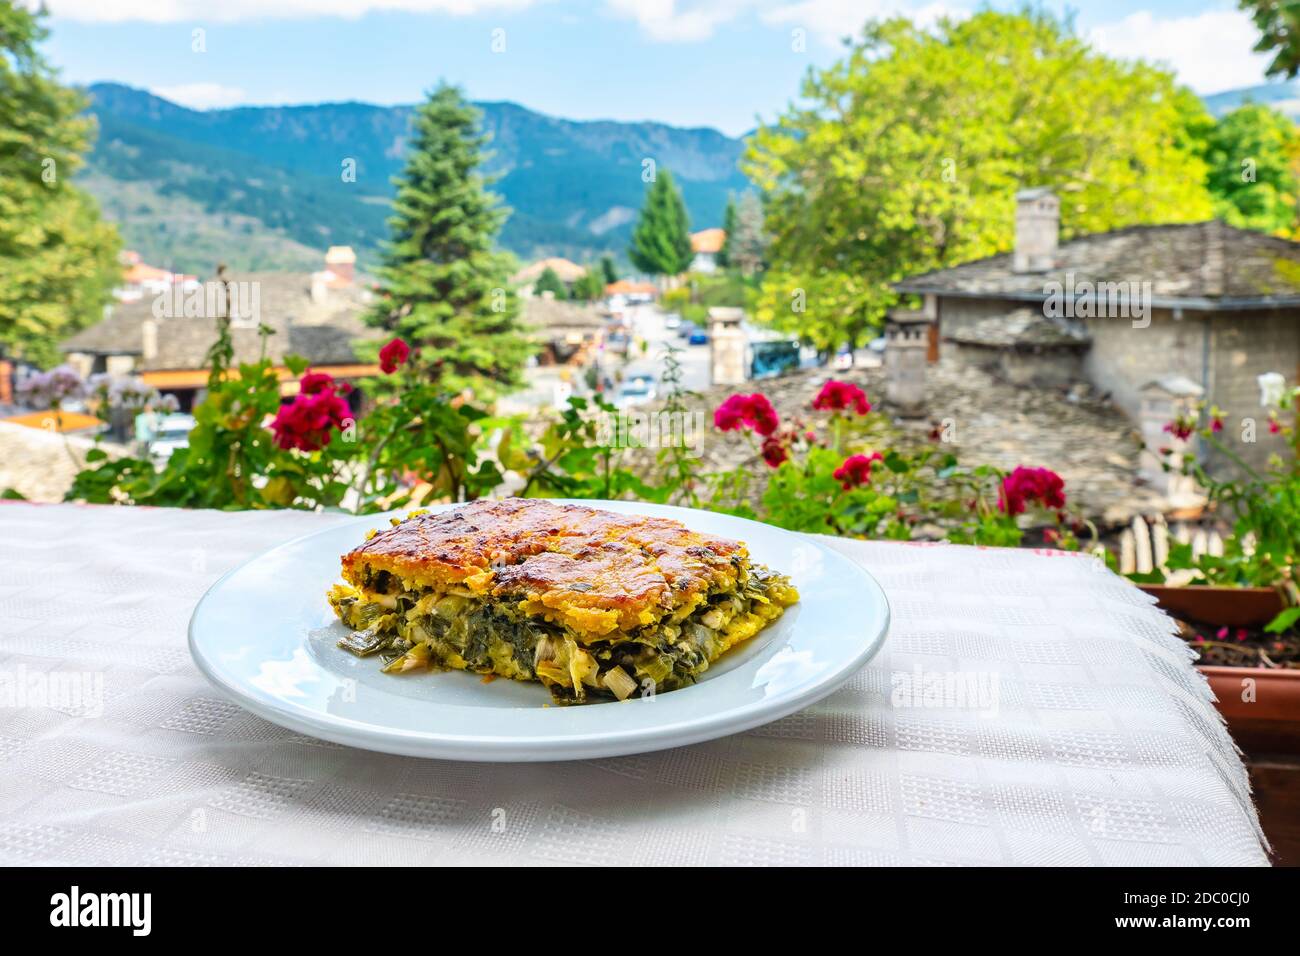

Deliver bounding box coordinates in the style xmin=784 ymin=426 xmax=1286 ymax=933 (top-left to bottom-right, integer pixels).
xmin=708 ymin=307 xmax=747 ymax=386
xmin=141 ymin=318 xmax=158 ymax=362
xmin=884 ymin=309 xmax=932 ymax=418
xmin=1012 ymin=188 xmax=1059 ymax=274
xmin=325 ymin=245 xmax=356 ymax=286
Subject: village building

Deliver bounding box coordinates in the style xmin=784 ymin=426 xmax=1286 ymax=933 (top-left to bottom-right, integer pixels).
xmin=62 ymin=249 xmax=380 ymax=411
xmin=689 ymin=228 xmax=726 ymax=273
xmin=113 ymin=250 xmax=199 ymax=303
xmin=522 ymin=297 xmax=607 ymax=366
xmin=511 ymin=257 xmax=587 ymax=296
xmin=894 ymin=190 xmax=1300 ymax=474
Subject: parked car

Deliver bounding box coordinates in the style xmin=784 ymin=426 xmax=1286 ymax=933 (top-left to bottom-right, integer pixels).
xmin=663 ymin=313 xmax=682 ymax=330
xmin=677 ymin=322 xmax=697 ymax=339
xmin=688 ymin=329 xmax=709 ymax=346
xmin=147 ymin=412 xmax=196 ymax=462
xmin=832 ymin=346 xmax=854 ymax=370
xmin=614 ymin=376 xmax=658 ymax=408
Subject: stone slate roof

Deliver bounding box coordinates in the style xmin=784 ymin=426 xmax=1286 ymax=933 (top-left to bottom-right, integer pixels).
xmin=521 ymin=297 xmax=607 ymax=332
xmin=948 ymin=308 xmax=1091 ymax=349
xmin=512 ymin=258 xmax=586 ymax=284
xmin=63 ymin=273 xmax=379 ymax=370
xmin=895 ymin=221 xmax=1300 ymax=309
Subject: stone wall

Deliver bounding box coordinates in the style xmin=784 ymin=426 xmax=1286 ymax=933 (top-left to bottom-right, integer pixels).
xmin=1208 ymin=309 xmax=1299 ymax=472
xmin=938 ymin=295 xmax=1300 ymax=477
xmin=936 ymin=297 xmax=1023 ymax=338
xmin=1082 ymin=309 xmax=1206 ymax=423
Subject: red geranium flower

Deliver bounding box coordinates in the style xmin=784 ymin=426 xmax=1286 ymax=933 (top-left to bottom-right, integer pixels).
xmin=760 ymin=436 xmax=788 ymax=468
xmin=271 ymin=372 xmax=353 ymax=451
xmin=999 ymin=466 xmax=1066 ymax=515
xmin=714 ymin=393 xmax=779 ymax=437
xmin=833 ymin=452 xmax=883 ymax=490
xmin=298 ymin=370 xmax=336 ymax=395
xmin=813 ymin=379 xmax=871 ymax=415
xmin=379 ymin=337 xmax=410 ymax=374
xmin=1163 ymin=418 xmax=1194 ymax=441
xmin=1269 ymin=419 xmax=1281 ymax=434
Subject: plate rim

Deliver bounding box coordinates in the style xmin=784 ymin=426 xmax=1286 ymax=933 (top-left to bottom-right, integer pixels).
xmin=187 ymin=499 xmax=890 ymax=761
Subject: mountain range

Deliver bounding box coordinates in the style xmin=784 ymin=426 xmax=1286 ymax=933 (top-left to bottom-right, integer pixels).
xmin=1203 ymin=81 xmax=1300 ymax=121
xmin=81 ymin=80 xmax=1300 ymax=277
xmin=80 ymin=83 xmax=752 ymax=275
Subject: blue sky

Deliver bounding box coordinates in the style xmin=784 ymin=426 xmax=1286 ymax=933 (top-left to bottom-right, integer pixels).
xmin=40 ymin=0 xmax=1275 ymax=135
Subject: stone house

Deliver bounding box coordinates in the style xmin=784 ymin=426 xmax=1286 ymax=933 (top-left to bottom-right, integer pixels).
xmin=522 ymin=297 xmax=607 ymax=366
xmin=62 ymin=257 xmax=380 ymax=411
xmin=894 ymin=190 xmax=1300 ymax=474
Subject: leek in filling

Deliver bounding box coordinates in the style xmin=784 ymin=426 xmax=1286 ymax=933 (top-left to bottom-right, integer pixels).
xmin=329 ymin=564 xmax=796 ymax=704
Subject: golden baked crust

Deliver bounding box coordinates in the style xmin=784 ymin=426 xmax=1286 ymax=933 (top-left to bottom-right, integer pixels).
xmin=340 ymin=498 xmax=747 ymax=637
xmin=330 ymin=498 xmax=800 ymax=703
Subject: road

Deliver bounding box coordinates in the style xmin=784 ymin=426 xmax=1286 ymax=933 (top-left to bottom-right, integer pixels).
xmin=501 ymin=303 xmax=713 ymax=415
xmin=613 ymin=303 xmax=712 ymax=394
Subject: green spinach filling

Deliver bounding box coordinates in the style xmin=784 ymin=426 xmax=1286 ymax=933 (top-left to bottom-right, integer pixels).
xmin=332 ymin=565 xmax=786 ymax=703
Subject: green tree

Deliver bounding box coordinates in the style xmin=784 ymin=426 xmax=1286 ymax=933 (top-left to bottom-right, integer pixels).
xmin=718 ymin=193 xmax=737 ymax=268
xmin=599 ymin=254 xmax=619 ymax=284
xmin=571 ymin=267 xmax=606 ymax=301
xmin=745 ymin=9 xmax=1214 ymax=353
xmin=534 ymin=265 xmax=568 ymax=299
xmin=366 ymin=83 xmax=532 ymax=395
xmin=1241 ymin=0 xmax=1300 ymax=78
xmin=1199 ymin=104 xmax=1299 ymax=233
xmin=0 ymin=3 xmax=120 ymax=367
xmin=628 ymin=169 xmax=692 ymax=276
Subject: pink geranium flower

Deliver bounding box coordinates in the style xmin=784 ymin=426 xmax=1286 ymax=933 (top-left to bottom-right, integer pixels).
xmin=271 ymin=372 xmax=353 ymax=451
xmin=714 ymin=393 xmax=779 ymax=437
xmin=833 ymin=452 xmax=884 ymax=490
xmin=379 ymin=337 xmax=411 ymax=374
xmin=812 ymin=380 xmax=871 ymax=415
xmin=999 ymin=466 xmax=1066 ymax=515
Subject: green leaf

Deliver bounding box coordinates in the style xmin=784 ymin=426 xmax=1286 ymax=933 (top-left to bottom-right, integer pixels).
xmin=1263 ymin=606 xmax=1300 ymax=635
xmin=1125 ymin=569 xmax=1167 ymax=584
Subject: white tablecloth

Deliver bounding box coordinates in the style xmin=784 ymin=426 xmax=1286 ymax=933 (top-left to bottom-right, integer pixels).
xmin=0 ymin=502 xmax=1268 ymax=866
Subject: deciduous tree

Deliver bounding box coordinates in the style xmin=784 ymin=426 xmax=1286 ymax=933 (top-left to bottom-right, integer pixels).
xmin=1199 ymin=103 xmax=1300 ymax=234
xmin=0 ymin=3 xmax=120 ymax=367
xmin=745 ymin=9 xmax=1214 ymax=352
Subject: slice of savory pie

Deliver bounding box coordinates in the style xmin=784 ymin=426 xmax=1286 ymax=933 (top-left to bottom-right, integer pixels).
xmin=328 ymin=497 xmax=798 ymax=703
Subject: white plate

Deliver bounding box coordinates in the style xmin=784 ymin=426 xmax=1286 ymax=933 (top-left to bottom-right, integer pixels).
xmin=188 ymin=499 xmax=889 ymax=761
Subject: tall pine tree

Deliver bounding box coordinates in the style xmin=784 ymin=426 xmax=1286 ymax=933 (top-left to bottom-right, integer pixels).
xmin=718 ymin=193 xmax=737 ymax=269
xmin=628 ymin=169 xmax=693 ymax=276
xmin=367 ymin=84 xmax=531 ymax=395
xmin=0 ymin=2 xmax=120 ymax=367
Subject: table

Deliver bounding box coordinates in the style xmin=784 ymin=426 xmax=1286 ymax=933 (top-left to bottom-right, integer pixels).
xmin=0 ymin=502 xmax=1269 ymax=865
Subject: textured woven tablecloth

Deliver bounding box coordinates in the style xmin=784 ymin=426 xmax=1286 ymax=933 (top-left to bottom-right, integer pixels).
xmin=0 ymin=502 xmax=1269 ymax=866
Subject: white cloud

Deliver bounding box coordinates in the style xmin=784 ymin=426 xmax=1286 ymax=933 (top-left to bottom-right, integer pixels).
xmin=602 ymin=0 xmax=753 ymax=43
xmin=150 ymin=82 xmax=247 ymax=109
xmin=1088 ymin=9 xmax=1271 ymax=94
xmin=598 ymin=0 xmax=964 ymax=45
xmin=45 ymin=0 xmax=535 ymax=23
xmin=760 ymin=0 xmax=963 ymax=49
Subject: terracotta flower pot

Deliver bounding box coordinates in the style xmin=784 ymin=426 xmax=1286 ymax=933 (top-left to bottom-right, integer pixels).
xmin=1140 ymin=584 xmax=1300 ymax=753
